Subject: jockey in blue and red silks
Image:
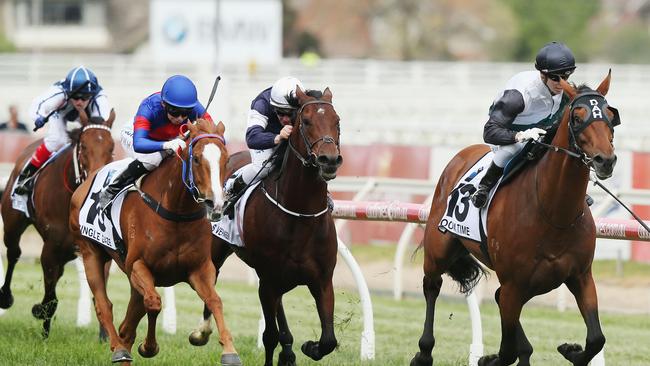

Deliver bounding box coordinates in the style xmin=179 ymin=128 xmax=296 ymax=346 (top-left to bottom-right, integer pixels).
xmin=97 ymin=74 xmax=213 ymax=209
xmin=14 ymin=66 xmax=111 ymax=195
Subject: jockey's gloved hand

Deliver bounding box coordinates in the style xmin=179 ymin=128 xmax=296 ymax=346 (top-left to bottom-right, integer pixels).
xmin=162 ymin=138 xmax=187 ymax=153
xmin=515 ymin=128 xmax=546 ymax=143
xmin=33 ymin=116 xmax=47 ymax=131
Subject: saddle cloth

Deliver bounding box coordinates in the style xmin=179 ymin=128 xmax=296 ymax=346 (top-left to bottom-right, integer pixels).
xmin=11 ymin=143 xmax=72 ymax=218
xmin=78 ymin=159 xmax=133 ymax=251
xmin=438 ymin=151 xmax=502 ymax=243
xmin=211 ymin=175 xmax=260 ymax=248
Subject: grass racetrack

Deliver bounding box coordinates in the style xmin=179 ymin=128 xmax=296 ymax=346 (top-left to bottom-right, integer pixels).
xmin=0 ymin=260 xmax=649 ymax=365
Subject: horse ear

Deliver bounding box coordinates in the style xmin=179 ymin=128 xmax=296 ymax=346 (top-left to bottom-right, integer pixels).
xmin=322 ymin=87 xmax=333 ymax=102
xmin=296 ymin=86 xmax=308 ymax=104
xmin=106 ymin=109 xmax=115 ymax=128
xmin=560 ymin=78 xmax=576 ymax=100
xmin=187 ymin=121 xmax=198 ymax=136
xmin=596 ymin=69 xmax=612 ymax=96
xmin=216 ymin=121 xmax=225 ymax=135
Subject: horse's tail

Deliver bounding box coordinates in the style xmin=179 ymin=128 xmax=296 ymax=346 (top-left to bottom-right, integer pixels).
xmin=446 ymin=251 xmax=487 ymax=295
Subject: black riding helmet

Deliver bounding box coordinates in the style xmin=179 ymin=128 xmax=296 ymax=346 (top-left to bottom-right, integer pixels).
xmin=534 ymin=41 xmax=576 ymax=76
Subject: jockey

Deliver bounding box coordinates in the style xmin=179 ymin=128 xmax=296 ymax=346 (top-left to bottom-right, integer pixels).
xmin=14 ymin=66 xmax=111 ymax=195
xmin=96 ymin=75 xmax=212 ymax=209
xmin=221 ymin=76 xmax=303 ymax=217
xmin=471 ymin=41 xmax=576 ymax=208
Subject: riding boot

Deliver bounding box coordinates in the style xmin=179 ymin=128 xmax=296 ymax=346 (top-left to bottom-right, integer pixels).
xmin=222 ymin=175 xmax=247 ymax=219
xmin=585 ymin=194 xmax=594 ymax=207
xmin=97 ymin=160 xmax=149 ymax=211
xmin=13 ymin=162 xmax=39 ymax=195
xmin=471 ymin=162 xmax=504 ymax=208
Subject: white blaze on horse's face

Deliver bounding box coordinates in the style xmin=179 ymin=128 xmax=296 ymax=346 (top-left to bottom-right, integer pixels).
xmin=203 ymin=143 xmax=224 ymax=205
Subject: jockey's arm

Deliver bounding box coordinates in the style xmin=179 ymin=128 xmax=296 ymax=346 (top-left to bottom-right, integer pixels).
xmin=91 ymin=91 xmax=113 ymax=120
xmin=483 ymin=89 xmax=525 ymax=145
xmin=245 ymin=109 xmax=276 ymax=150
xmin=29 ymin=85 xmax=66 ymax=122
xmin=133 ymin=117 xmax=165 ymax=153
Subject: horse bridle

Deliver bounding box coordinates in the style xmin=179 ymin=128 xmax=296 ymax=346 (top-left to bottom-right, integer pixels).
xmin=179 ymin=133 xmax=226 ymax=203
xmin=74 ymin=124 xmax=113 ymax=184
xmin=287 ymin=100 xmax=340 ymax=168
xmin=534 ymin=90 xmax=620 ymax=167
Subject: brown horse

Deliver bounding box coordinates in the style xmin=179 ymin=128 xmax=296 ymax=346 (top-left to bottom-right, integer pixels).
xmin=189 ymin=88 xmax=343 ymax=366
xmin=0 ymin=109 xmax=115 ymax=337
xmin=410 ymin=73 xmax=620 ymax=366
xmin=69 ymin=118 xmax=240 ymax=365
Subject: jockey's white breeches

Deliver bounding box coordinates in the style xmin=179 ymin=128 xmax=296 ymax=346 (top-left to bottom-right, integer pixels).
xmin=489 ymin=141 xmax=526 ymax=168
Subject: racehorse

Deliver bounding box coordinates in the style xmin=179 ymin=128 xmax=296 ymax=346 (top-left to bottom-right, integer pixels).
xmin=0 ymin=108 xmax=115 ymax=337
xmin=189 ymin=87 xmax=343 ymax=366
xmin=69 ymin=118 xmax=241 ymax=365
xmin=410 ymin=72 xmax=619 ymax=366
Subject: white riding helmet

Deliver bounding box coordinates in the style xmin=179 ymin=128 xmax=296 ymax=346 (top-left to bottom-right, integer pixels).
xmin=270 ymin=76 xmax=304 ymax=109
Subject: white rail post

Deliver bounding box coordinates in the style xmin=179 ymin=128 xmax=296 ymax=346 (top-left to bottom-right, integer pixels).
xmin=75 ymin=257 xmax=91 ymax=326
xmin=162 ymin=286 xmax=177 ymax=334
xmin=337 ymin=236 xmax=375 ymax=360
xmin=466 ymin=291 xmax=484 ymax=366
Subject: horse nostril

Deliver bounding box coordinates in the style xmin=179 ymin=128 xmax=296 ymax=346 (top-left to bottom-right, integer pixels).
xmin=593 ymin=155 xmax=604 ymax=165
xmin=317 ymin=155 xmax=330 ymax=166
xmin=204 ymin=200 xmax=214 ymax=210
xmin=335 ymin=155 xmax=343 ymax=167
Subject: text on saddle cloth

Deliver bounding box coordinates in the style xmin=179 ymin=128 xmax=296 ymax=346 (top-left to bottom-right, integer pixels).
xmin=10 ymin=143 xmax=73 ymax=218
xmin=438 ymin=151 xmax=502 ymax=243
xmin=78 ymin=159 xmax=133 ymax=251
xmin=211 ymin=180 xmax=261 ymax=248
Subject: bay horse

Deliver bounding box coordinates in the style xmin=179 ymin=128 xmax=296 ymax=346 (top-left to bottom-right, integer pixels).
xmin=189 ymin=87 xmax=343 ymax=366
xmin=69 ymin=118 xmax=241 ymax=365
xmin=410 ymin=72 xmax=619 ymax=366
xmin=0 ymin=108 xmax=115 ymax=337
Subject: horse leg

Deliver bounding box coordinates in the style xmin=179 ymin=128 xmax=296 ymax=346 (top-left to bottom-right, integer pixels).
xmin=189 ymin=304 xmax=214 ymax=346
xmin=78 ymin=244 xmax=131 ymax=363
xmin=301 ymin=279 xmax=337 ymax=361
xmin=410 ymin=273 xmax=443 ymax=366
xmin=478 ymin=284 xmax=523 ymax=366
xmin=259 ymin=281 xmax=281 ymax=366
xmin=118 ymin=287 xmax=146 ymax=352
xmin=0 ymin=215 xmax=29 ymax=309
xmin=188 ymin=261 xmax=240 ymax=366
xmin=129 ymin=260 xmax=161 ymax=359
xmin=189 ymin=242 xmax=233 ymax=347
xmin=492 ymin=287 xmax=533 ymax=366
xmin=277 ymin=299 xmax=296 ymax=366
xmin=33 ymin=242 xmax=75 ymax=338
xmin=557 ymin=271 xmax=605 ymax=366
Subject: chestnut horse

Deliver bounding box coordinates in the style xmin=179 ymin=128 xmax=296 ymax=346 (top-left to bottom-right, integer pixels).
xmin=69 ymin=119 xmax=241 ymax=365
xmin=190 ymin=88 xmax=343 ymax=366
xmin=0 ymin=109 xmax=115 ymax=337
xmin=410 ymin=72 xmax=619 ymax=366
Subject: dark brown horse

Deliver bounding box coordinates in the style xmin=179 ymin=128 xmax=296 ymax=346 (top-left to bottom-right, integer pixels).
xmin=69 ymin=119 xmax=240 ymax=365
xmin=0 ymin=109 xmax=115 ymax=337
xmin=189 ymin=88 xmax=343 ymax=366
xmin=410 ymin=72 xmax=619 ymax=366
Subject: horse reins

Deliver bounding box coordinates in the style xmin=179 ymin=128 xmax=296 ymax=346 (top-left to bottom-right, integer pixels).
xmin=287 ymin=100 xmax=340 ymax=168
xmin=62 ymin=123 xmax=113 ymax=193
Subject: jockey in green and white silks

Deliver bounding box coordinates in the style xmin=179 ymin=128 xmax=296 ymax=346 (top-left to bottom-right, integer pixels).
xmin=471 ymin=41 xmax=575 ymax=208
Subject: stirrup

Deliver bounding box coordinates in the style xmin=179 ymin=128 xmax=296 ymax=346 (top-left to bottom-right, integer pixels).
xmin=471 ymin=188 xmax=489 ymax=208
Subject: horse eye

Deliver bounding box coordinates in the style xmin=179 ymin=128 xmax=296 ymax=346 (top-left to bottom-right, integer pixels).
xmin=193 ymin=156 xmax=200 ymax=164
xmin=302 ymin=118 xmax=311 ymax=126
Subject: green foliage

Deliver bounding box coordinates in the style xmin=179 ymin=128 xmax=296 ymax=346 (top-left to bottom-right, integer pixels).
xmin=499 ymin=0 xmax=601 ymax=62
xmin=595 ymin=21 xmax=650 ymax=63
xmin=0 ymin=33 xmax=16 ymax=53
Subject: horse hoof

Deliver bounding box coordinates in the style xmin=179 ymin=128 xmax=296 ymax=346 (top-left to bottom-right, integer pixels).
xmin=188 ymin=329 xmax=211 ymax=346
xmin=278 ymin=351 xmax=296 ymax=366
xmin=137 ymin=342 xmax=160 ymax=358
xmin=558 ymin=343 xmax=583 ymax=361
xmin=32 ymin=303 xmax=46 ymax=319
xmin=220 ymin=353 xmax=242 ymax=366
xmin=301 ymin=340 xmax=323 ymax=361
xmin=0 ymin=288 xmax=14 ymax=309
xmin=111 ymin=349 xmax=133 ymax=363
xmin=478 ymin=354 xmax=499 ymax=366
xmin=409 ymin=352 xmax=433 ymax=366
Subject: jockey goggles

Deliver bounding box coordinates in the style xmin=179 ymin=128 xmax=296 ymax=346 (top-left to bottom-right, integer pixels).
xmin=70 ymin=92 xmax=94 ymax=101
xmin=165 ymin=103 xmax=193 ymax=117
xmin=273 ymin=106 xmax=296 ymax=118
xmin=545 ymin=72 xmax=572 ymax=82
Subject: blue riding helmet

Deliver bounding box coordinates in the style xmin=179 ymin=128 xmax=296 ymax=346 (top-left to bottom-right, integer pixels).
xmin=61 ymin=66 xmax=102 ymax=97
xmin=161 ymin=75 xmax=198 ymax=109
